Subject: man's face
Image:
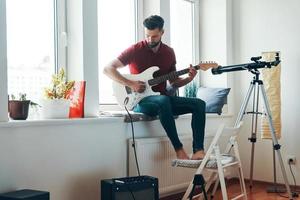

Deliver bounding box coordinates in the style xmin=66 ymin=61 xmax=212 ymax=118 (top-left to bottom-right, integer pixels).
xmin=145 ymin=28 xmax=164 ymax=48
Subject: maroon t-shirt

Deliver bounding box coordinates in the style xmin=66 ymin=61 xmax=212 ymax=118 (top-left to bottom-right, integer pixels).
xmin=117 ymin=40 xmax=176 ymax=95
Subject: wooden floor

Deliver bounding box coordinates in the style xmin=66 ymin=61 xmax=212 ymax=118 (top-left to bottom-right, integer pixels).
xmin=161 ymin=180 xmax=300 ymax=200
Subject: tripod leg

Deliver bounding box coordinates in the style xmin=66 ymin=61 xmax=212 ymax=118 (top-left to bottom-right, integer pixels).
xmin=259 ymin=84 xmax=293 ymax=199
xmin=272 ymin=145 xmax=277 ymax=187
xmin=234 ymin=83 xmax=255 ymax=127
xmin=267 ymin=143 xmax=287 ymax=193
xmin=249 ymin=143 xmax=255 ymax=189
xmin=249 ymin=82 xmax=260 ymax=189
xmin=235 ymin=81 xmax=258 ymax=189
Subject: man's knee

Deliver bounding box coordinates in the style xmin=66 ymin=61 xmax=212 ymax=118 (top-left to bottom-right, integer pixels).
xmin=156 ymin=96 xmax=173 ymax=114
xmin=157 ymin=95 xmax=171 ymax=106
xmin=194 ymin=98 xmax=206 ymax=111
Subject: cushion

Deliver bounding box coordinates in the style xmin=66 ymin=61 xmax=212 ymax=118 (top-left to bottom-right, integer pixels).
xmin=197 ymin=87 xmax=230 ymax=115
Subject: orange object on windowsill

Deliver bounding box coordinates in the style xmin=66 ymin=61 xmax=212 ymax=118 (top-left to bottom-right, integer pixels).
xmin=66 ymin=81 xmax=86 ymax=118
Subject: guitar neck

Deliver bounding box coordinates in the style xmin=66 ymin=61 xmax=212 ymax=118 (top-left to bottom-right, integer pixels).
xmin=148 ymin=65 xmax=198 ymax=86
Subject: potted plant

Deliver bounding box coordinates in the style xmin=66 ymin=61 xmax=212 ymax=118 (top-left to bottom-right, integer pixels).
xmin=41 ymin=68 xmax=74 ymax=119
xmin=8 ymin=93 xmax=31 ymax=120
xmin=8 ymin=93 xmax=41 ymax=120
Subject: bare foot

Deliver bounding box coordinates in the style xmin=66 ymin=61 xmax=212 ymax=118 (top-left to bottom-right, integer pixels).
xmin=175 ymin=148 xmax=190 ymax=160
xmin=191 ymin=150 xmax=205 ymax=160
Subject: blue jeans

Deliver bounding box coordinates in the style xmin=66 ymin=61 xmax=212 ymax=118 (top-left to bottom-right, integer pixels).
xmin=134 ymin=95 xmax=206 ymax=153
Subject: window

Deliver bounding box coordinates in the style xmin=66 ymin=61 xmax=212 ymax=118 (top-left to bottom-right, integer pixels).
xmin=98 ymin=0 xmax=136 ymax=104
xmin=6 ymin=0 xmax=65 ymax=103
xmin=170 ymin=0 xmax=194 ymax=69
xmin=170 ymin=0 xmax=200 ymax=95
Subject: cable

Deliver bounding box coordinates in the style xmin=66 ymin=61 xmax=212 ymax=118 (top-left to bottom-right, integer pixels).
xmin=288 ymin=162 xmax=299 ymax=197
xmin=273 ymin=161 xmax=299 ymax=199
xmin=289 ymin=163 xmax=297 ymax=191
xmin=124 ymin=101 xmax=141 ymax=176
xmin=128 ymin=187 xmax=136 ymax=200
xmin=114 ymin=180 xmax=136 ymax=200
xmin=189 ymin=184 xmax=196 ymax=200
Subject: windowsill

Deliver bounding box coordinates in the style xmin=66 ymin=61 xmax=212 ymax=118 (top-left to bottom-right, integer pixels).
xmin=0 ymin=116 xmax=123 ymax=128
xmin=181 ymin=112 xmax=234 ymax=119
xmin=0 ymin=112 xmax=233 ymax=128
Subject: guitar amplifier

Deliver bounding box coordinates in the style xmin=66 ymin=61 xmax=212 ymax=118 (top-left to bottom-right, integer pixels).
xmin=101 ymin=175 xmax=159 ymax=200
xmin=0 ymin=189 xmax=49 ymax=200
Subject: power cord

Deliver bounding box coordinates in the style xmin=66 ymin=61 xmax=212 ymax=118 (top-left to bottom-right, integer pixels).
xmin=288 ymin=161 xmax=299 ymax=197
xmin=124 ymin=97 xmax=141 ymax=176
xmin=114 ymin=180 xmax=136 ymax=200
xmin=128 ymin=187 xmax=137 ymax=200
xmin=275 ymin=160 xmax=299 ymax=199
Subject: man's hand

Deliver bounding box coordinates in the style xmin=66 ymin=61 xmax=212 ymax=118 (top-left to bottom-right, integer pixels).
xmin=188 ymin=64 xmax=197 ymax=81
xmin=128 ymin=80 xmax=146 ymax=93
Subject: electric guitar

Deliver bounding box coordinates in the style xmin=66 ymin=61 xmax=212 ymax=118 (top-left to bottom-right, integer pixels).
xmin=112 ymin=62 xmax=218 ymax=110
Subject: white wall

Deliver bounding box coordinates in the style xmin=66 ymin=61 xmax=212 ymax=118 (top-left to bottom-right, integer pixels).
xmin=198 ymin=0 xmax=235 ymax=115
xmin=0 ymin=119 xmax=127 ymax=200
xmin=199 ymin=0 xmax=231 ymax=88
xmin=0 ymin=116 xmax=234 ymax=200
xmin=232 ymin=0 xmax=300 ymax=184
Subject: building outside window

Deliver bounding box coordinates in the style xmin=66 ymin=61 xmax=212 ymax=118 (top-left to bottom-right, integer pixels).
xmin=6 ymin=0 xmax=65 ymax=104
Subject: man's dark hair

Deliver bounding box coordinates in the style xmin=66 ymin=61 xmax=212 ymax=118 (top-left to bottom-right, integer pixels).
xmin=143 ymin=15 xmax=164 ymax=30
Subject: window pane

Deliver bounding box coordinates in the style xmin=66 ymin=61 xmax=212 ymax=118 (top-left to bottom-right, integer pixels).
xmin=98 ymin=0 xmax=135 ymax=104
xmin=170 ymin=0 xmax=194 ymax=95
xmin=170 ymin=0 xmax=194 ymax=70
xmin=6 ymin=0 xmax=55 ymax=103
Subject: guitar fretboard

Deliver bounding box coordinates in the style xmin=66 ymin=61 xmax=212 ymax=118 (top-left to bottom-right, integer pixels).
xmin=148 ymin=65 xmax=199 ymax=86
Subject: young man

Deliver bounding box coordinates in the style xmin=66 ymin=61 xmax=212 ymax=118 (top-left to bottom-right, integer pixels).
xmin=104 ymin=15 xmax=211 ymax=160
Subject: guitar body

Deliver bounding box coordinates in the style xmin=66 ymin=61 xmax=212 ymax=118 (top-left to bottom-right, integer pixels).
xmin=112 ymin=66 xmax=160 ymax=110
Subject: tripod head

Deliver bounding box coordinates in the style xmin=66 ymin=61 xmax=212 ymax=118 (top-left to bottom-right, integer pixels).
xmin=212 ymin=52 xmax=280 ymax=75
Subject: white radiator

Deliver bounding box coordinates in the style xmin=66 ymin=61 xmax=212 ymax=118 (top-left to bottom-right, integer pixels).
xmin=128 ymin=135 xmax=196 ymax=197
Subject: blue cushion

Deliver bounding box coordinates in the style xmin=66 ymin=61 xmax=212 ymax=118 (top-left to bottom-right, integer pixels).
xmin=197 ymin=87 xmax=230 ymax=115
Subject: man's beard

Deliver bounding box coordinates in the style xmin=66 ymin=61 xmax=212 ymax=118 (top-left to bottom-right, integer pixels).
xmin=147 ymin=41 xmax=161 ymax=48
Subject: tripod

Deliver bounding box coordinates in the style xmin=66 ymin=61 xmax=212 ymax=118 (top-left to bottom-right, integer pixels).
xmin=234 ymin=69 xmax=293 ymax=199
xmin=189 ymin=174 xmax=208 ymax=200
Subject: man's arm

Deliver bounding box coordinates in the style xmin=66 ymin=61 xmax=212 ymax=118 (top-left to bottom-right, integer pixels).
xmin=169 ymin=65 xmax=197 ymax=88
xmin=103 ymin=59 xmax=146 ymax=93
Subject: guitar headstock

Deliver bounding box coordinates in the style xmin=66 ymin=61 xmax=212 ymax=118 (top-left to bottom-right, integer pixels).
xmin=196 ymin=61 xmax=219 ymax=71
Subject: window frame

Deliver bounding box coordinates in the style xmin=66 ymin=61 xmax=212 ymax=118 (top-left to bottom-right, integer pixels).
xmin=99 ymin=0 xmax=200 ymax=111
xmin=0 ymin=0 xmax=67 ymax=122
xmin=0 ymin=0 xmax=231 ymax=120
xmin=0 ymin=0 xmax=8 ymax=122
xmin=54 ymin=0 xmax=67 ymax=73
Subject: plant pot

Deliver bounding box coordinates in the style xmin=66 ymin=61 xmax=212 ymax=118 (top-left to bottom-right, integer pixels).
xmin=40 ymin=99 xmax=70 ymax=119
xmin=8 ymin=100 xmax=30 ymax=120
